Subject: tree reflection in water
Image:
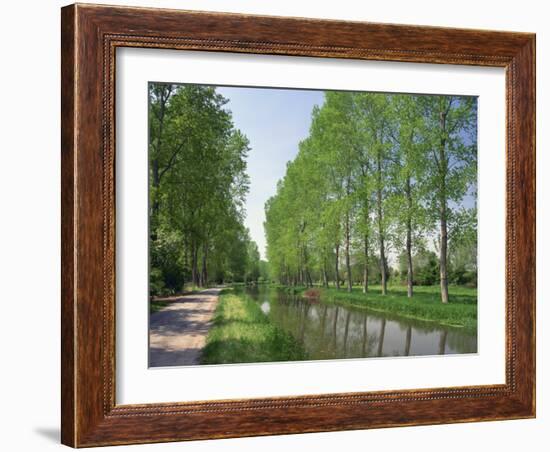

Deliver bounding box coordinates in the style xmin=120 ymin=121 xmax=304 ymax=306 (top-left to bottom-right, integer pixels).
xmin=241 ymin=285 xmax=476 ymax=361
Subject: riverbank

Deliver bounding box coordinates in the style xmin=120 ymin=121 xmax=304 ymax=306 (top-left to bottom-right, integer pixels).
xmin=201 ymin=289 xmax=307 ymax=364
xmin=295 ymin=285 xmax=477 ymax=331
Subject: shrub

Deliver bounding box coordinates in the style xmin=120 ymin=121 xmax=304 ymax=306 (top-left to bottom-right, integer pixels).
xmin=303 ymin=288 xmax=321 ymax=299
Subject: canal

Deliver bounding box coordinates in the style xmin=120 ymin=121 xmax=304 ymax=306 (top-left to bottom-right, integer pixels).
xmin=236 ymin=285 xmax=477 ymax=361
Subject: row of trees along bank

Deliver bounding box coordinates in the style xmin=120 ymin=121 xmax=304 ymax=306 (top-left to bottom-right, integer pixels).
xmin=264 ymin=92 xmax=477 ymax=303
xmin=148 ymin=83 xmax=261 ymax=295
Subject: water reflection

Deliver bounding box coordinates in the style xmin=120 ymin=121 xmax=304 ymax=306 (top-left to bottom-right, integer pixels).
xmin=239 ymin=286 xmax=477 ymax=361
xmin=260 ymin=301 xmax=270 ymax=315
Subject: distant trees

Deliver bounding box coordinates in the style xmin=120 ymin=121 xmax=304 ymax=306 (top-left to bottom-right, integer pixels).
xmin=149 ymin=83 xmax=259 ymax=295
xmin=264 ymin=91 xmax=477 ymax=302
xmin=258 ymin=260 xmax=270 ymax=283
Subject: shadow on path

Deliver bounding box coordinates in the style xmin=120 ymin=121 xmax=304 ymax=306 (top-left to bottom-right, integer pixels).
xmin=149 ymin=288 xmax=223 ymax=367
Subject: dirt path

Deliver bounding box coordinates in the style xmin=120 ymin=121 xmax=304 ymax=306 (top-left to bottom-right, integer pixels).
xmin=149 ymin=288 xmax=223 ymax=367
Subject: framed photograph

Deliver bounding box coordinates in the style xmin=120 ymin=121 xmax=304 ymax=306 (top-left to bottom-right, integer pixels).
xmin=61 ymin=3 xmax=535 ymax=447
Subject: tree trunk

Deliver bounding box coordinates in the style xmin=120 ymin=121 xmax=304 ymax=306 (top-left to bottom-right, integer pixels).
xmin=182 ymin=235 xmax=189 ymax=286
xmin=335 ymin=243 xmax=341 ymax=290
xmin=191 ymin=242 xmax=199 ymax=287
xmin=151 ymin=160 xmax=160 ymax=215
xmin=378 ymin=229 xmax=387 ymax=295
xmin=405 ymin=175 xmax=414 ymax=298
xmin=439 ymin=110 xmax=450 ymax=304
xmin=363 ymin=234 xmax=369 ymax=293
xmin=201 ymin=242 xmax=208 ymax=288
xmin=302 ymin=251 xmax=305 ymax=286
xmin=439 ymin=208 xmax=449 ymax=303
xmin=149 ymin=85 xmax=171 ymax=240
xmin=303 ymin=246 xmax=313 ymax=287
xmin=149 ymin=156 xmax=161 ymax=242
xmin=345 ymin=212 xmax=352 ymax=292
xmin=376 ymin=150 xmax=387 ymax=295
xmin=322 ymin=259 xmax=329 ymax=288
xmin=285 ymin=266 xmax=290 ymax=286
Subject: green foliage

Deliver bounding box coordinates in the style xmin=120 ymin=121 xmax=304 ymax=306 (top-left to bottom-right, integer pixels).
xmin=245 ymin=240 xmax=261 ymax=283
xmin=258 ymin=260 xmax=270 ymax=282
xmin=418 ymin=96 xmax=478 ymax=213
xmin=149 ymin=83 xmax=477 ymax=304
xmin=149 ymin=268 xmax=166 ymax=297
xmin=448 ymin=208 xmax=477 ymax=286
xmin=413 ymin=249 xmax=439 ymax=286
xmin=201 ymin=290 xmax=307 ymax=364
xmin=149 ymin=228 xmax=185 ymax=295
xmin=264 ymin=91 xmax=478 ymax=302
xmin=148 ymin=83 xmax=259 ymax=294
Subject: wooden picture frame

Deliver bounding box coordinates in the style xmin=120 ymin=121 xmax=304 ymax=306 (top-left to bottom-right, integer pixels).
xmin=61 ymin=3 xmax=535 ymax=447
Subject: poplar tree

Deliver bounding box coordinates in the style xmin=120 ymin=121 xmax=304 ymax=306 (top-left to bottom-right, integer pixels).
xmin=419 ymin=96 xmax=477 ymax=303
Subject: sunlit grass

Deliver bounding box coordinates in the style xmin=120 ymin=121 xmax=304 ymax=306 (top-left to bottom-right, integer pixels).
xmin=201 ymin=290 xmax=307 ymax=364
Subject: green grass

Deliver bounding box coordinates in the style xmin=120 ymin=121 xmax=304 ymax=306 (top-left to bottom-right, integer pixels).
xmin=201 ymin=290 xmax=307 ymax=364
xmin=299 ymin=284 xmax=477 ymax=331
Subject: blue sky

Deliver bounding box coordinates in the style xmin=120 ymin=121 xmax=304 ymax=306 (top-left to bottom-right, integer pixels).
xmin=217 ymin=86 xmax=324 ymax=260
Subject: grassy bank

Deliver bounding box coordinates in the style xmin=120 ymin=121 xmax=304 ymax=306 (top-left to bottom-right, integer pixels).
xmin=299 ymin=285 xmax=477 ymax=330
xmin=201 ymin=290 xmax=307 ymax=364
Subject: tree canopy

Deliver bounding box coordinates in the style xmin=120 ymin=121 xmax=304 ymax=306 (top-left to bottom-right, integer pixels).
xmin=148 ymin=84 xmax=477 ymax=303
xmin=264 ymin=91 xmax=477 ymax=302
xmin=148 ymin=83 xmax=260 ymax=294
